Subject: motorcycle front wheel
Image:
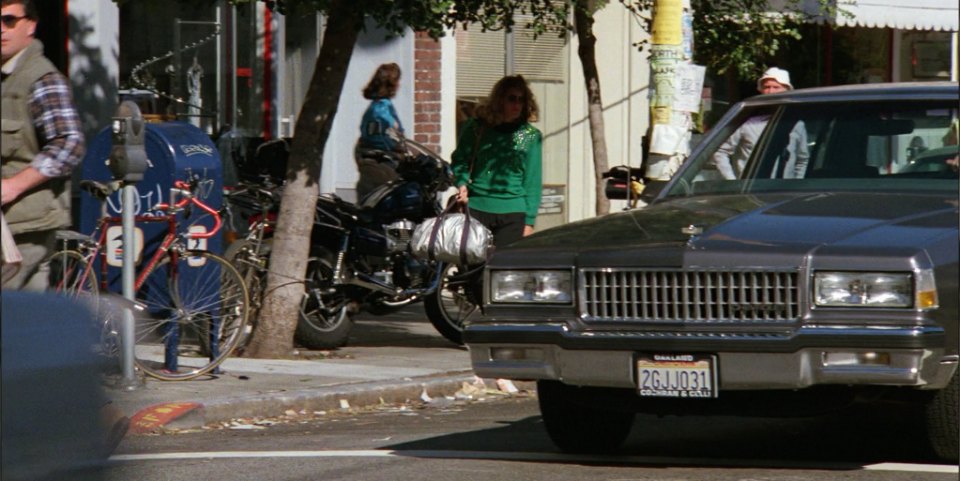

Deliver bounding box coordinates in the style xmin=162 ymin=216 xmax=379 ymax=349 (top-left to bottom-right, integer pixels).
xmin=424 ymin=263 xmax=481 ymax=345
xmin=295 ymin=250 xmax=354 ymax=350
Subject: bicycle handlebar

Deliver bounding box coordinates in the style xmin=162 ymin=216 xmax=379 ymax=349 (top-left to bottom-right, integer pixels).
xmin=154 ymin=180 xmax=223 ymax=239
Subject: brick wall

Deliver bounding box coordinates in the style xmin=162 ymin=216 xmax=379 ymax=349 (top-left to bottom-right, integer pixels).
xmin=413 ymin=32 xmax=442 ymax=154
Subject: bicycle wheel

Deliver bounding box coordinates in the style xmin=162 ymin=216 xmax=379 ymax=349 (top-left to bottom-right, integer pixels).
xmin=47 ymin=249 xmax=98 ymax=299
xmin=133 ymin=250 xmax=249 ymax=381
xmin=222 ymin=238 xmax=270 ymax=352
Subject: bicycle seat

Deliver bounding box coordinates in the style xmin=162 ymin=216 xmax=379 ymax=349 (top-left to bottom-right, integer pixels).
xmin=54 ymin=230 xmax=90 ymax=242
xmin=79 ymin=180 xmax=120 ymax=201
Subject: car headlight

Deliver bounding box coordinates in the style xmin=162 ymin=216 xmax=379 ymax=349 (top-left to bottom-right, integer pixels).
xmin=490 ymin=270 xmax=572 ymax=303
xmin=813 ymin=270 xmax=938 ymax=309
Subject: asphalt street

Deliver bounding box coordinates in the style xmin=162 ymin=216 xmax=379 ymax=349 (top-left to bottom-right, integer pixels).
xmin=107 ymin=391 xmax=958 ymax=481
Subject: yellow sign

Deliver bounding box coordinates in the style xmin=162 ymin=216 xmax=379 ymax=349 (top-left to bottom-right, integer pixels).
xmin=652 ymin=0 xmax=682 ymax=45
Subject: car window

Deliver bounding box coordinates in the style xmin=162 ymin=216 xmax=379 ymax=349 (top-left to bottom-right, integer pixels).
xmin=667 ymin=100 xmax=958 ymax=198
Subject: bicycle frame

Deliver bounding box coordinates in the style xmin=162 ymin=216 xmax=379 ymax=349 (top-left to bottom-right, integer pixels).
xmin=67 ymin=180 xmax=225 ymax=372
xmin=76 ymin=181 xmax=221 ymax=295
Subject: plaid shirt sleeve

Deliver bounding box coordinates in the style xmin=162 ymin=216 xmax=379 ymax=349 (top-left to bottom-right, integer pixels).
xmin=27 ymin=71 xmax=85 ymax=178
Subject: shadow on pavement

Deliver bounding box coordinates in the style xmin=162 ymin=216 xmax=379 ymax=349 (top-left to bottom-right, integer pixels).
xmin=384 ymin=401 xmax=944 ymax=470
xmin=347 ymin=304 xmax=465 ymax=350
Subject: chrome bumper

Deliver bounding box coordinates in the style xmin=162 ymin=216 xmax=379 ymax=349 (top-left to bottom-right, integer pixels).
xmin=466 ymin=323 xmax=957 ymax=390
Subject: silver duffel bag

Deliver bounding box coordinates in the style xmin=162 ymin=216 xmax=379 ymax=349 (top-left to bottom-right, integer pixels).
xmin=410 ymin=204 xmax=492 ymax=265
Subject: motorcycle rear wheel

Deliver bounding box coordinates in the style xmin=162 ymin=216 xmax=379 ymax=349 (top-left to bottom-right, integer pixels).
xmin=424 ymin=263 xmax=481 ymax=345
xmin=295 ymin=250 xmax=353 ymax=350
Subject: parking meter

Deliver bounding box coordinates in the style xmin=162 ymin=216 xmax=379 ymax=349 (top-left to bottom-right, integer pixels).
xmin=108 ymin=101 xmax=149 ymax=182
xmin=107 ymin=100 xmax=150 ymax=389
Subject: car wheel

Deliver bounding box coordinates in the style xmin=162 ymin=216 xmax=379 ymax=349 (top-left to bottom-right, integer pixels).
xmin=537 ymin=380 xmax=634 ymax=454
xmin=924 ymin=369 xmax=959 ymax=462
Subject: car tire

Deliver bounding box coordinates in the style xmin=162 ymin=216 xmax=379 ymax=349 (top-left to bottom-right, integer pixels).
xmin=924 ymin=369 xmax=959 ymax=462
xmin=537 ymin=380 xmax=634 ymax=454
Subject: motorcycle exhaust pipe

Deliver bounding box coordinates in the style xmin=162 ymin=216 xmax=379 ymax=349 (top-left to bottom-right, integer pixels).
xmin=343 ymin=271 xmax=401 ymax=296
xmin=338 ymin=263 xmax=447 ymax=298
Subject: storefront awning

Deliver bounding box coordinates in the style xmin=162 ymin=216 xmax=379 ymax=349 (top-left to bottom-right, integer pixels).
xmin=836 ymin=0 xmax=958 ymax=31
xmin=772 ymin=0 xmax=959 ymax=32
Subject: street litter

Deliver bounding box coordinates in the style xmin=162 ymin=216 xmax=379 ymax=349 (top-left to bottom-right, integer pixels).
xmin=284 ymin=410 xmax=298 ymax=416
xmin=339 ymin=399 xmax=351 ymax=409
xmin=229 ymin=423 xmax=265 ymax=430
xmin=496 ymin=379 xmax=519 ymax=393
xmin=454 ymin=379 xmax=487 ymax=400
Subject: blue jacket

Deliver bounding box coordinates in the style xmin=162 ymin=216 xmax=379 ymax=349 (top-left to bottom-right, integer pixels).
xmin=359 ymin=98 xmax=403 ymax=151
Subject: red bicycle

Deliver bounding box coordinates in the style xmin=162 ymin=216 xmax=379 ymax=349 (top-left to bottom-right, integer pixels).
xmin=48 ymin=177 xmax=249 ymax=381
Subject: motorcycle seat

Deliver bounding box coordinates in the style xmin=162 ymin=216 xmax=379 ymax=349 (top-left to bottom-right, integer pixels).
xmin=317 ymin=193 xmax=373 ymax=225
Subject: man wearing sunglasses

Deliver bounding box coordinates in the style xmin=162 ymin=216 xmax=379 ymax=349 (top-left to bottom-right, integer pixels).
xmin=1 ymin=0 xmax=85 ymax=290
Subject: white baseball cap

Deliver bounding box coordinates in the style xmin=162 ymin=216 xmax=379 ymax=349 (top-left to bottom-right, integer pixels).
xmin=757 ymin=67 xmax=793 ymax=91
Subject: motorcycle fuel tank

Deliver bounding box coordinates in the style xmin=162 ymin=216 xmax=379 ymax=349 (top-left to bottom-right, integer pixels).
xmin=360 ymin=181 xmax=425 ymax=225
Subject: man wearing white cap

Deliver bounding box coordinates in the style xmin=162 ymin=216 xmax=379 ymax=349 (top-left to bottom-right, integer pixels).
xmin=712 ymin=67 xmax=808 ymax=179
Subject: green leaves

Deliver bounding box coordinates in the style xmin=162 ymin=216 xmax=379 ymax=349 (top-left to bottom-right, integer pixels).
xmin=621 ymin=0 xmax=844 ymax=81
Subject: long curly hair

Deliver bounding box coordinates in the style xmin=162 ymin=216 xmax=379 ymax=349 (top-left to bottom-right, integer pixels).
xmin=362 ymin=63 xmax=401 ymax=100
xmin=475 ymin=75 xmax=538 ymax=126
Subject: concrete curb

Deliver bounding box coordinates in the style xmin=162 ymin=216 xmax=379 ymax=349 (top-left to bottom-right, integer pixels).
xmin=145 ymin=372 xmax=535 ymax=432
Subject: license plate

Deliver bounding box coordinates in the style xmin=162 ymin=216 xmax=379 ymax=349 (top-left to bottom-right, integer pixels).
xmin=637 ymin=354 xmax=717 ymax=399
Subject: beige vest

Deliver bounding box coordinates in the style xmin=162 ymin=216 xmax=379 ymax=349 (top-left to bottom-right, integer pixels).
xmin=1 ymin=39 xmax=72 ymax=235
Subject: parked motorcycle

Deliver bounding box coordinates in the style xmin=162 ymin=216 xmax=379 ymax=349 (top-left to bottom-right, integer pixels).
xmin=227 ymin=139 xmax=474 ymax=349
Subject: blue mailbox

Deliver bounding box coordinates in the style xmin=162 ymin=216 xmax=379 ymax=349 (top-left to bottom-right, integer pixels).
xmin=79 ymin=121 xmax=223 ymax=295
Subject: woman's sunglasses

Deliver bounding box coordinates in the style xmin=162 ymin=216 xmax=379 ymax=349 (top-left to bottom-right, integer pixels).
xmin=506 ymin=94 xmax=526 ymax=104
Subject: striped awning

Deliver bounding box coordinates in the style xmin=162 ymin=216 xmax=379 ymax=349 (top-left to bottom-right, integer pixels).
xmin=772 ymin=0 xmax=958 ymax=32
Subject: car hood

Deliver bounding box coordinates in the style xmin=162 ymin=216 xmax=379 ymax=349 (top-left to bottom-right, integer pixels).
xmin=498 ymin=192 xmax=958 ymax=267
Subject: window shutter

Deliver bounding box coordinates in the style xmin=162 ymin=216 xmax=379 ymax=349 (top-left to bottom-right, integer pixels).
xmin=456 ymin=28 xmax=505 ymax=99
xmin=512 ymin=13 xmax=567 ymax=83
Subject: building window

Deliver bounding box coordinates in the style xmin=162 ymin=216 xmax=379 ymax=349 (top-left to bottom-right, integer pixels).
xmin=118 ymin=1 xmax=223 ymax=133
xmin=901 ymin=31 xmax=953 ymax=81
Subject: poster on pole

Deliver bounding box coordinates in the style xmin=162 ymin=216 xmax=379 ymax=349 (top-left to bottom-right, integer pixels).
xmin=673 ymin=64 xmax=706 ymax=113
xmin=649 ymin=123 xmax=686 ymax=155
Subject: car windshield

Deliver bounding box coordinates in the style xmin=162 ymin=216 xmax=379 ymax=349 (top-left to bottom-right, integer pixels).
xmin=665 ymin=99 xmax=959 ymax=198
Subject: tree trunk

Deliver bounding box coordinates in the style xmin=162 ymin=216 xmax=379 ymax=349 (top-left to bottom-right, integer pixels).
xmin=244 ymin=0 xmax=361 ymax=359
xmin=574 ymin=2 xmax=610 ymax=216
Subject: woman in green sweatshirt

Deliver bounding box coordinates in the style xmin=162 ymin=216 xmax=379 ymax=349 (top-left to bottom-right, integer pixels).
xmin=452 ymin=75 xmax=542 ymax=246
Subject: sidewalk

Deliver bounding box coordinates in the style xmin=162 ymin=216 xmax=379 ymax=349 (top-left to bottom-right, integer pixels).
xmin=105 ymin=311 xmax=491 ymax=434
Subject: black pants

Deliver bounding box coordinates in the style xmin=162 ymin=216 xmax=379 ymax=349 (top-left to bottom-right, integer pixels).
xmin=470 ymin=209 xmax=525 ymax=247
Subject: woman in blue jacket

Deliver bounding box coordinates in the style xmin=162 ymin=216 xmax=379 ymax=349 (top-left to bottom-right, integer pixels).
xmin=356 ymin=63 xmax=405 ymax=199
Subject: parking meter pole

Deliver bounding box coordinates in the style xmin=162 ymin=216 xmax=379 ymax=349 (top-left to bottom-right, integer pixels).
xmin=120 ymin=184 xmax=140 ymax=390
xmin=109 ymin=101 xmax=150 ymax=390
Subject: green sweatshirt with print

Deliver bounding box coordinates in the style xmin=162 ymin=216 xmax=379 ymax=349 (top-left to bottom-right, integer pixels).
xmin=452 ymin=118 xmax=543 ymax=226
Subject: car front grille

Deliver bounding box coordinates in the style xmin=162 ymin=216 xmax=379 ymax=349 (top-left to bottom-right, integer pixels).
xmin=580 ymin=269 xmax=800 ymax=323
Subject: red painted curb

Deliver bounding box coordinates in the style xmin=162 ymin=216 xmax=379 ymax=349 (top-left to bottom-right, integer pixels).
xmin=128 ymin=402 xmax=202 ymax=434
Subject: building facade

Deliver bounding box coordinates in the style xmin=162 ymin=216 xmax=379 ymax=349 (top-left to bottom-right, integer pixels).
xmin=61 ymin=0 xmax=958 ymax=228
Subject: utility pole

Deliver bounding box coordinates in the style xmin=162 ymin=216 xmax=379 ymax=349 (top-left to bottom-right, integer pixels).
xmin=645 ymin=0 xmax=698 ymax=181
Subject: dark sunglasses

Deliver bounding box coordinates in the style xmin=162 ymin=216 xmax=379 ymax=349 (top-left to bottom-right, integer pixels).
xmin=1 ymin=14 xmax=28 ymax=28
xmin=506 ymin=94 xmax=526 ymax=103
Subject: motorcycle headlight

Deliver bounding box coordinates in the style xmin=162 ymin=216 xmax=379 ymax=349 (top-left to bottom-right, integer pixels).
xmin=813 ymin=270 xmax=937 ymax=309
xmin=490 ymin=270 xmax=573 ymax=304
